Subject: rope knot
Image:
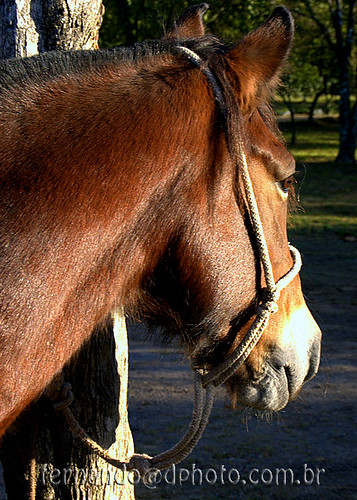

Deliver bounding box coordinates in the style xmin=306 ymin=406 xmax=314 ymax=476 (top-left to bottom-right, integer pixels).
xmin=127 ymin=453 xmax=153 ymax=475
xmin=257 ymin=299 xmax=278 ymax=315
xmin=45 ymin=378 xmax=74 ymax=411
xmin=257 ymin=288 xmax=279 ymax=315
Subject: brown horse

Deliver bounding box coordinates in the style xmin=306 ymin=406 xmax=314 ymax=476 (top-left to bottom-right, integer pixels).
xmin=0 ymin=5 xmax=321 ymax=438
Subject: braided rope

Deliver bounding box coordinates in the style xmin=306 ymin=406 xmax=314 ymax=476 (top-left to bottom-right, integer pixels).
xmin=240 ymin=150 xmax=277 ymax=292
xmin=151 ymin=376 xmax=214 ymax=470
xmin=40 ymin=46 xmax=303 ymax=483
xmin=201 ymin=243 xmax=301 ymax=388
xmin=46 ymin=372 xmax=214 ymax=477
xmin=59 ymin=400 xmax=152 ymax=474
xmin=175 ymin=46 xmax=227 ymax=115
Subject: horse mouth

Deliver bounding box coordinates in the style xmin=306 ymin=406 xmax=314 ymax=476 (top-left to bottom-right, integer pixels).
xmin=227 ymin=348 xmax=321 ymax=412
xmin=228 ymin=368 xmax=291 ymax=411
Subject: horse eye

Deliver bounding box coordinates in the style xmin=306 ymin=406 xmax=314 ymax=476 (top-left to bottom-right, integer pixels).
xmin=279 ymin=175 xmax=296 ymax=194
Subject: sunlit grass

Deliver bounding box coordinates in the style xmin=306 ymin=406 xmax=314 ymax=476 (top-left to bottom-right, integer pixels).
xmin=289 ymin=213 xmax=357 ymax=237
xmin=275 ymin=94 xmax=340 ymax=117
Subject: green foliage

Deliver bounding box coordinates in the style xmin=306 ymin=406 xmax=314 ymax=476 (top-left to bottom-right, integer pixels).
xmin=203 ymin=0 xmax=273 ymax=40
xmin=280 ymin=0 xmax=354 ymax=100
xmin=100 ymin=0 xmax=197 ymax=47
xmin=99 ymin=0 xmax=280 ymax=48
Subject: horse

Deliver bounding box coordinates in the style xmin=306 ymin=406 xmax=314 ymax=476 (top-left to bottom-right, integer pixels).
xmin=0 ymin=4 xmax=321 ymax=439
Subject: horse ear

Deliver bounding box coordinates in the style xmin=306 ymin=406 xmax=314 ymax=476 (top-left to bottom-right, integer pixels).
xmin=166 ymin=3 xmax=209 ymax=40
xmin=227 ymin=7 xmax=294 ymax=112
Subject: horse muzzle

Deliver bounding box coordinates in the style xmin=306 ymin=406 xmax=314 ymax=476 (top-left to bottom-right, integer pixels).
xmin=227 ymin=317 xmax=321 ymax=412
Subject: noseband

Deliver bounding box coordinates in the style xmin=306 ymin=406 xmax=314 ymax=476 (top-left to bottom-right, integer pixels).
xmin=49 ymin=45 xmax=302 ymax=480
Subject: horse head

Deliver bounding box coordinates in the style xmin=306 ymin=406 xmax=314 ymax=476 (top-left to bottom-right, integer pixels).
xmin=143 ymin=4 xmax=321 ymax=412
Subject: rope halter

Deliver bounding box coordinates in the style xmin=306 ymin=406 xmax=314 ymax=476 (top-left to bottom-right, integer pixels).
xmin=200 ymin=244 xmax=301 ymax=388
xmin=47 ymin=45 xmax=303 ymax=478
xmin=176 ymin=45 xmax=302 ymax=387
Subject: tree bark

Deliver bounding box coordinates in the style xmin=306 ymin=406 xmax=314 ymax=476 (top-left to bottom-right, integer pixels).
xmin=330 ymin=0 xmax=356 ymax=164
xmin=0 ymin=0 xmax=104 ymax=58
xmin=0 ymin=2 xmax=135 ymax=499
xmin=335 ymin=58 xmax=357 ymax=165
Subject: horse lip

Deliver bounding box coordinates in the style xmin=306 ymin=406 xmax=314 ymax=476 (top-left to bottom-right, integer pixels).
xmin=255 ymin=375 xmax=290 ymax=411
xmin=228 ymin=341 xmax=321 ymax=411
xmin=229 ymin=369 xmax=290 ymax=411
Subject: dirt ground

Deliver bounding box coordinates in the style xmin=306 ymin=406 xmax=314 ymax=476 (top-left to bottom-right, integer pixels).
xmin=0 ymin=234 xmax=356 ymax=500
xmin=127 ymin=234 xmax=356 ymax=500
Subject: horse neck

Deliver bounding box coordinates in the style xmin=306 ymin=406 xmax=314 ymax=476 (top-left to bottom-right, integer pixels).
xmin=0 ymin=54 xmax=218 ymax=314
xmin=54 ymin=56 xmax=220 ymax=309
xmin=109 ymin=70 xmax=221 ymax=309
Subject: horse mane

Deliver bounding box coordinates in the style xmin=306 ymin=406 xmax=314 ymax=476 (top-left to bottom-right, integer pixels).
xmin=0 ymin=36 xmax=226 ymax=91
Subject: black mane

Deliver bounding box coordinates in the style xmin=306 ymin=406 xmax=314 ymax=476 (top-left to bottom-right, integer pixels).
xmin=0 ymin=36 xmax=226 ymax=91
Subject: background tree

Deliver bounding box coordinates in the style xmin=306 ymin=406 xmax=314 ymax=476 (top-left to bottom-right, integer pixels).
xmin=100 ymin=0 xmax=274 ymax=47
xmin=278 ymin=13 xmax=338 ymax=144
xmin=0 ymin=1 xmax=135 ymax=499
xmin=286 ymin=0 xmax=356 ymax=164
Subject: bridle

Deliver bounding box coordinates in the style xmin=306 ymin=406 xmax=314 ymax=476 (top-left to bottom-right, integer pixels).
xmin=47 ymin=45 xmax=302 ymax=481
xmin=175 ymin=45 xmax=302 ymax=386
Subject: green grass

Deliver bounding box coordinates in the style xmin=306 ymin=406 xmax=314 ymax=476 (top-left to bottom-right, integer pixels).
xmin=280 ymin=119 xmax=357 ymax=238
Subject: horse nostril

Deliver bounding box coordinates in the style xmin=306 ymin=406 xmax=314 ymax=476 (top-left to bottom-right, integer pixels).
xmin=304 ymin=338 xmax=321 ymax=384
xmin=269 ymin=354 xmax=296 ymax=397
xmin=283 ymin=365 xmax=294 ymax=394
xmin=269 ymin=348 xmax=288 ymax=373
xmin=304 ymin=354 xmax=320 ymax=383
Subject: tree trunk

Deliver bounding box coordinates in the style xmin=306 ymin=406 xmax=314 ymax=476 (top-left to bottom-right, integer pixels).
xmin=307 ymin=76 xmax=327 ymax=124
xmin=307 ymin=90 xmax=322 ymax=124
xmin=330 ymin=2 xmax=356 ymax=165
xmin=0 ymin=2 xmax=135 ymax=499
xmin=335 ymin=61 xmax=357 ymax=165
xmin=0 ymin=0 xmax=104 ymax=58
xmin=1 ymin=315 xmax=134 ymax=500
xmin=297 ymin=0 xmax=356 ymax=165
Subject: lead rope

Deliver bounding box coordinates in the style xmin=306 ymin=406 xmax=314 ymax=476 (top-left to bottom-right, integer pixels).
xmin=40 ymin=46 xmax=302 ymax=494
xmin=45 ymin=372 xmax=213 ymax=478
